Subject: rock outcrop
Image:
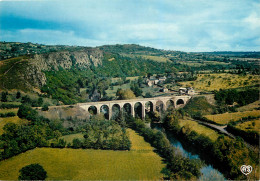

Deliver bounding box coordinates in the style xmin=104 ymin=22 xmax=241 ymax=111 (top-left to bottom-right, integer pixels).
xmin=0 ymin=48 xmax=104 ymax=91
xmin=30 ymin=48 xmax=103 ymax=71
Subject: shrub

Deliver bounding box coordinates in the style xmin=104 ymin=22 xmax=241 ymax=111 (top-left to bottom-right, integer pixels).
xmin=42 ymin=104 xmax=49 ymax=111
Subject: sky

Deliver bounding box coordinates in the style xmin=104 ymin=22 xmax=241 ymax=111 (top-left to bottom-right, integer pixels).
xmin=0 ymin=0 xmax=260 ymax=52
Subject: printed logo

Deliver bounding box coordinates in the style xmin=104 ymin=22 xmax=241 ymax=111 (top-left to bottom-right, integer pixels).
xmin=240 ymin=165 xmax=252 ymax=175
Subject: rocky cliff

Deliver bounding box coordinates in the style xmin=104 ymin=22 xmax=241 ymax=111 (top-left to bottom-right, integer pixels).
xmin=0 ymin=48 xmax=104 ymax=91
xmin=30 ymin=48 xmax=103 ymax=71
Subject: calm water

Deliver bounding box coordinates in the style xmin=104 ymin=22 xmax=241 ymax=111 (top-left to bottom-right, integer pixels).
xmin=154 ymin=125 xmax=226 ymax=181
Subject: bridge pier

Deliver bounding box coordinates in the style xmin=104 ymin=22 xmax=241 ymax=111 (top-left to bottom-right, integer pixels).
xmin=130 ymin=103 xmax=135 ymax=118
xmin=141 ymin=103 xmax=145 ymax=119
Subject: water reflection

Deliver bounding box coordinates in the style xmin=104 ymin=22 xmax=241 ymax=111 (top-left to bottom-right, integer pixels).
xmin=154 ymin=125 xmax=225 ymax=180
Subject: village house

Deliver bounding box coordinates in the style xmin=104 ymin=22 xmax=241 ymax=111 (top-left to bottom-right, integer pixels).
xmin=146 ymin=76 xmax=167 ymax=87
xmin=179 ymin=87 xmax=195 ymax=95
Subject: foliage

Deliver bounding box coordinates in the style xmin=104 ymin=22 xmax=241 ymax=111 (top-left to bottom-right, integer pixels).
xmin=17 ymin=104 xmax=38 ymax=123
xmin=214 ymin=88 xmax=259 ymax=106
xmin=0 ymin=112 xmax=16 ymax=117
xmin=0 ymin=105 xmax=69 ymax=160
xmin=42 ymin=104 xmax=49 ymax=111
xmin=116 ymin=89 xmax=136 ymax=100
xmin=16 ymin=91 xmax=21 ymax=99
xmin=0 ymin=103 xmax=20 ymax=109
xmin=227 ymin=121 xmax=259 ymax=146
xmin=80 ymin=118 xmax=131 ymax=150
xmin=1 ymin=91 xmax=8 ymax=102
xmin=130 ymin=82 xmax=143 ymax=97
xmin=18 ymin=163 xmax=47 ymax=180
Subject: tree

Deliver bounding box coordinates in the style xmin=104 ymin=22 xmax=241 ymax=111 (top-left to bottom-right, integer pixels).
xmin=1 ymin=92 xmax=8 ymax=102
xmin=17 ymin=104 xmax=38 ymax=121
xmin=18 ymin=163 xmax=47 ymax=180
xmin=72 ymin=138 xmax=82 ymax=148
xmin=42 ymin=104 xmax=49 ymax=111
xmin=116 ymin=89 xmax=136 ymax=100
xmin=16 ymin=91 xmax=21 ymax=99
xmin=37 ymin=97 xmax=44 ymax=107
xmin=77 ymin=78 xmax=84 ymax=88
xmin=144 ymin=92 xmax=152 ymax=98
xmin=130 ymin=83 xmax=143 ymax=97
xmin=21 ymin=95 xmax=31 ymax=104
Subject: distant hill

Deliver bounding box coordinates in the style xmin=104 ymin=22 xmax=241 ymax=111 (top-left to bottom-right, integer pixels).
xmin=0 ymin=42 xmax=259 ymax=99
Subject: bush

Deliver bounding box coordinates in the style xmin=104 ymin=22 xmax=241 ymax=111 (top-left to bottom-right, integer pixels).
xmin=42 ymin=104 xmax=49 ymax=111
xmin=0 ymin=103 xmax=20 ymax=109
xmin=17 ymin=104 xmax=38 ymax=121
xmin=18 ymin=163 xmax=47 ymax=180
xmin=0 ymin=112 xmax=16 ymax=117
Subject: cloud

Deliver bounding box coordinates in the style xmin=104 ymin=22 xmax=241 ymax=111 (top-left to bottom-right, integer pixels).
xmin=0 ymin=0 xmax=259 ymax=51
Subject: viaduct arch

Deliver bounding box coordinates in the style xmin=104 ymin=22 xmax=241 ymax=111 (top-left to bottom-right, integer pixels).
xmin=77 ymin=96 xmax=191 ymax=120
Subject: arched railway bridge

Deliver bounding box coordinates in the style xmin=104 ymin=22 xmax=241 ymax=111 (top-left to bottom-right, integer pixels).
xmin=77 ymin=96 xmax=191 ymax=120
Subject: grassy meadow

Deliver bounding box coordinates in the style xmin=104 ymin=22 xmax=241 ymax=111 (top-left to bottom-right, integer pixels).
xmin=180 ymin=73 xmax=259 ymax=91
xmin=178 ymin=119 xmax=220 ymax=141
xmin=0 ymin=129 xmax=165 ymax=180
xmin=204 ymin=110 xmax=260 ymax=125
xmin=237 ymin=100 xmax=260 ymax=112
xmin=235 ymin=119 xmax=259 ymax=132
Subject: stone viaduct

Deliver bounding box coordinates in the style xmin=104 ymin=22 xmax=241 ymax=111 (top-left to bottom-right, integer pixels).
xmin=77 ymin=96 xmax=191 ymax=120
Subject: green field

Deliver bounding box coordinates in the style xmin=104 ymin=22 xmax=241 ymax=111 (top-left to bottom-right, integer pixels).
xmin=0 ymin=129 xmax=165 ymax=180
xmin=235 ymin=119 xmax=259 ymax=132
xmin=178 ymin=119 xmax=220 ymax=141
xmin=205 ymin=110 xmax=260 ymax=125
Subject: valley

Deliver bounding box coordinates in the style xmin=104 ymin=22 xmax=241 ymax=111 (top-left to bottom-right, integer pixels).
xmin=0 ymin=42 xmax=259 ymax=180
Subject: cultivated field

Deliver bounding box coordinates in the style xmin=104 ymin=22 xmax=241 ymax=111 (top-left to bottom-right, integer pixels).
xmin=180 ymin=73 xmax=259 ymax=91
xmin=178 ymin=119 xmax=220 ymax=141
xmin=0 ymin=129 xmax=165 ymax=180
xmin=204 ymin=110 xmax=260 ymax=125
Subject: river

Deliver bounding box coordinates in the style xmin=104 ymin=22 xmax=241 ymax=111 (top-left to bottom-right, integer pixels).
xmin=153 ymin=125 xmax=226 ymax=181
